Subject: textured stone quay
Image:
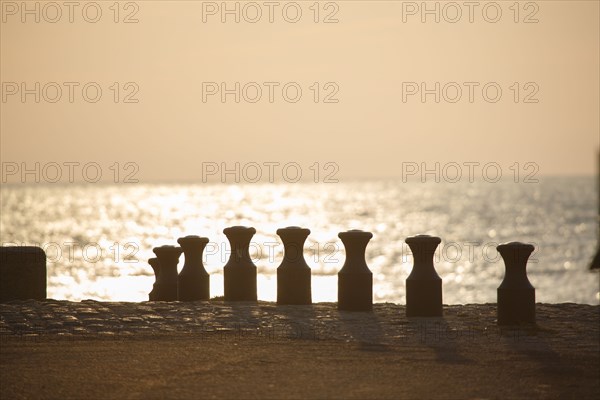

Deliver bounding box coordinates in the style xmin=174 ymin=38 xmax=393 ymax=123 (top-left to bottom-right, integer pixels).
xmin=0 ymin=301 xmax=597 ymax=344
xmin=1 ymin=301 xmax=599 ymax=400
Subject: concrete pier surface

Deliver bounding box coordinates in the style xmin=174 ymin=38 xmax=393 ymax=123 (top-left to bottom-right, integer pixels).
xmin=1 ymin=301 xmax=598 ymax=399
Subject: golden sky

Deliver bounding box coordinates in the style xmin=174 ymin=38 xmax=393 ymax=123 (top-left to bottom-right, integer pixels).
xmin=1 ymin=1 xmax=598 ymax=182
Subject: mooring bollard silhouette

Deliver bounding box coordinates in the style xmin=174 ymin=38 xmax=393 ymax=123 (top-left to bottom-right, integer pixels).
xmin=277 ymin=226 xmax=312 ymax=305
xmin=148 ymin=257 xmax=160 ymax=301
xmin=177 ymin=235 xmax=210 ymax=301
xmin=338 ymin=229 xmax=373 ymax=311
xmin=0 ymin=246 xmax=46 ymax=302
xmin=405 ymin=235 xmax=443 ymax=317
xmin=497 ymin=242 xmax=536 ymax=325
xmin=152 ymin=245 xmax=183 ymax=301
xmin=223 ymin=226 xmax=257 ymax=301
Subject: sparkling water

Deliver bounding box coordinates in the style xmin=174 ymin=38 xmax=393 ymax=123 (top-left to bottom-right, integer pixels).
xmin=1 ymin=176 xmax=598 ymax=304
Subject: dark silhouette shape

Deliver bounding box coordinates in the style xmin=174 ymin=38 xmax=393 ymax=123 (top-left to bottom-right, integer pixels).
xmin=277 ymin=226 xmax=312 ymax=305
xmin=592 ymin=248 xmax=600 ymax=270
xmin=0 ymin=246 xmax=46 ymax=302
xmin=177 ymin=235 xmax=210 ymax=301
xmin=497 ymin=242 xmax=535 ymax=325
xmin=591 ymin=150 xmax=600 ymax=270
xmin=152 ymin=245 xmax=183 ymax=301
xmin=148 ymin=257 xmax=160 ymax=301
xmin=592 ymin=245 xmax=600 ymax=270
xmin=405 ymin=235 xmax=443 ymax=317
xmin=338 ymin=229 xmax=373 ymax=311
xmin=223 ymin=226 xmax=257 ymax=301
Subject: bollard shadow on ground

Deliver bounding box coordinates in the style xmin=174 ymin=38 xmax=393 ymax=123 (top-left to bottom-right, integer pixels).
xmin=404 ymin=314 xmax=474 ymax=364
xmin=498 ymin=321 xmax=588 ymax=399
xmin=203 ymin=300 xmax=276 ymax=339
xmin=208 ymin=300 xmax=327 ymax=341
xmin=337 ymin=307 xmax=390 ymax=352
xmin=272 ymin=302 xmax=325 ymax=341
xmin=502 ymin=323 xmax=579 ymax=378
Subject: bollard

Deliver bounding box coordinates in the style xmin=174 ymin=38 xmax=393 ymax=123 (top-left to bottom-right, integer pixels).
xmin=497 ymin=242 xmax=536 ymax=325
xmin=277 ymin=226 xmax=311 ymax=305
xmin=152 ymin=245 xmax=183 ymax=301
xmin=405 ymin=234 xmax=443 ymax=317
xmin=338 ymin=230 xmax=373 ymax=311
xmin=148 ymin=257 xmax=160 ymax=301
xmin=223 ymin=226 xmax=257 ymax=301
xmin=0 ymin=246 xmax=46 ymax=302
xmin=177 ymin=235 xmax=210 ymax=301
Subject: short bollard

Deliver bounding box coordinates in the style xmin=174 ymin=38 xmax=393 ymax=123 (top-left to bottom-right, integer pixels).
xmin=497 ymin=242 xmax=536 ymax=325
xmin=0 ymin=246 xmax=46 ymax=302
xmin=152 ymin=245 xmax=183 ymax=301
xmin=277 ymin=226 xmax=312 ymax=305
xmin=177 ymin=235 xmax=210 ymax=301
xmin=223 ymin=226 xmax=257 ymax=301
xmin=405 ymin=235 xmax=443 ymax=317
xmin=338 ymin=229 xmax=373 ymax=311
xmin=148 ymin=257 xmax=160 ymax=301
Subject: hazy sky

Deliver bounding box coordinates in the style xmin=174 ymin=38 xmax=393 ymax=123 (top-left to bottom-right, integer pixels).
xmin=1 ymin=1 xmax=598 ymax=183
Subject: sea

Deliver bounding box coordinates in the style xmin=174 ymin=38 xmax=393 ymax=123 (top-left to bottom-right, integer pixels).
xmin=1 ymin=176 xmax=599 ymax=305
